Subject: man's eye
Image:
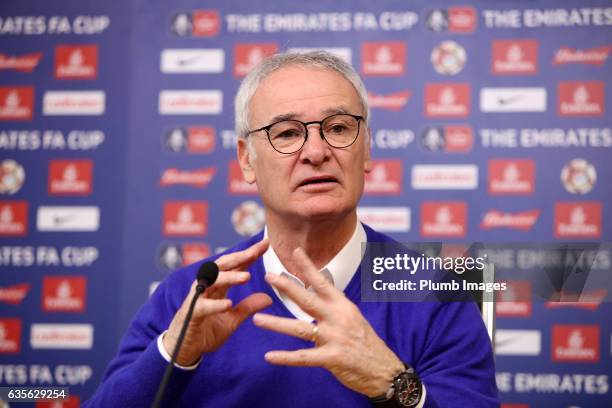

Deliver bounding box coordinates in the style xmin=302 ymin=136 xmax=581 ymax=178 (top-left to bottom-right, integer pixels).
xmin=276 ymin=130 xmax=301 ymax=138
xmin=327 ymin=124 xmax=348 ymax=133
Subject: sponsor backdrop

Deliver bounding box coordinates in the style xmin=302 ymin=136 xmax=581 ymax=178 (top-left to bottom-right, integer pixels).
xmin=0 ymin=0 xmax=611 ymax=406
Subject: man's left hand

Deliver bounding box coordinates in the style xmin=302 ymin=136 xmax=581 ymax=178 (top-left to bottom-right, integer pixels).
xmin=253 ymin=247 xmax=405 ymax=398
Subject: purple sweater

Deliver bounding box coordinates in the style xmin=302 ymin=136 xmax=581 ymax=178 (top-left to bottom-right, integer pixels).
xmin=84 ymin=225 xmax=499 ymax=407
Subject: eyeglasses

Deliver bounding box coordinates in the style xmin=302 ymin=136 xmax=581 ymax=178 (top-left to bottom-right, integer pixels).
xmin=246 ymin=113 xmax=364 ymax=154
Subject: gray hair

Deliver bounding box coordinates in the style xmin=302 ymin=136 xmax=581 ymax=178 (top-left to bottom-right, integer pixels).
xmin=234 ymin=50 xmax=370 ymax=139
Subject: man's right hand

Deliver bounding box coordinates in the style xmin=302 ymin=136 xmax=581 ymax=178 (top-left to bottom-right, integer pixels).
xmin=163 ymin=239 xmax=272 ymax=366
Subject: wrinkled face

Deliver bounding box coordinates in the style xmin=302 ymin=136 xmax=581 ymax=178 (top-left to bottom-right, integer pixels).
xmin=237 ymin=66 xmax=372 ymax=222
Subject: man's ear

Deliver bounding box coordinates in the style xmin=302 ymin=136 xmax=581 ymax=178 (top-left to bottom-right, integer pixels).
xmin=237 ymin=137 xmax=256 ymax=183
xmin=364 ymin=127 xmax=373 ymax=173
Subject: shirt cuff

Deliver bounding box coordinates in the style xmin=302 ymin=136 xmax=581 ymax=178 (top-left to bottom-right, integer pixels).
xmin=415 ymin=384 xmax=426 ymax=408
xmin=157 ymin=330 xmax=202 ymax=370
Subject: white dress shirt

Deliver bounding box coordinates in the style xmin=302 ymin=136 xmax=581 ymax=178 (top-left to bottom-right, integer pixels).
xmin=263 ymin=222 xmax=366 ymax=322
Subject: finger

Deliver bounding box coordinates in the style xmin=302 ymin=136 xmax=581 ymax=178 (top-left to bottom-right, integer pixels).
xmin=229 ymin=293 xmax=273 ymax=328
xmin=264 ymin=348 xmax=326 ymax=367
xmin=215 ymin=238 xmax=269 ymax=271
xmin=265 ymin=273 xmax=327 ymax=319
xmin=190 ymin=298 xmax=233 ymax=324
xmin=252 ymin=313 xmax=316 ymax=342
xmin=204 ymin=271 xmax=251 ymax=299
xmin=292 ymin=247 xmax=339 ymax=300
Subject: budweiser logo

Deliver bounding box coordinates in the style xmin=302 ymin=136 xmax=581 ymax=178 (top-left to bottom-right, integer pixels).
xmin=367 ymin=91 xmax=411 ymax=111
xmin=481 ymin=210 xmax=539 ymax=230
xmin=160 ymin=167 xmax=216 ymax=187
xmin=0 ymin=283 xmax=30 ymax=305
xmin=0 ymin=52 xmax=42 ymax=72
xmin=554 ymin=46 xmax=611 ymax=65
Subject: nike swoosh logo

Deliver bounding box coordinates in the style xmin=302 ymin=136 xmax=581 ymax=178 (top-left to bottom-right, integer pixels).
xmin=53 ymin=214 xmax=76 ymax=225
xmin=497 ymin=94 xmax=525 ymax=106
xmin=495 ymin=336 xmax=519 ymax=348
xmin=176 ymin=55 xmax=203 ymax=66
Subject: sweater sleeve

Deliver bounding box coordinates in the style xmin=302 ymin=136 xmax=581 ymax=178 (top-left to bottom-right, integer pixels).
xmin=83 ymin=271 xmax=197 ymax=408
xmin=415 ymin=301 xmax=499 ymax=408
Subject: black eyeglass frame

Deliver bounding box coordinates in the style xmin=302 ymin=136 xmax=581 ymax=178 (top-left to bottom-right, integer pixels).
xmin=245 ymin=113 xmax=365 ymax=154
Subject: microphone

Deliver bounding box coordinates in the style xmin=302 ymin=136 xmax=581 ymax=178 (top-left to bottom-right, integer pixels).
xmin=152 ymin=262 xmax=219 ymax=408
xmin=196 ymin=261 xmax=219 ymax=293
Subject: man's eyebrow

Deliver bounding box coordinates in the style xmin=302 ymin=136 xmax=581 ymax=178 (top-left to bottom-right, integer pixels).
xmin=267 ymin=107 xmax=353 ymax=124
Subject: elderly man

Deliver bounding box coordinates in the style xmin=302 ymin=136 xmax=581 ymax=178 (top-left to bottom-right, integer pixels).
xmin=85 ymin=51 xmax=498 ymax=407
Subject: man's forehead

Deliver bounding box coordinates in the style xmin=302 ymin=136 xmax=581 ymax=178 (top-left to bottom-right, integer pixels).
xmin=250 ymin=66 xmax=362 ymax=121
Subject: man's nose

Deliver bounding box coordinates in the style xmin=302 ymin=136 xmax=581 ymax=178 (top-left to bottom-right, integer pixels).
xmin=300 ymin=124 xmax=330 ymax=164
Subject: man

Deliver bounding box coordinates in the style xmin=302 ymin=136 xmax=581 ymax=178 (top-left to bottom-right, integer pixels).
xmin=85 ymin=51 xmax=498 ymax=407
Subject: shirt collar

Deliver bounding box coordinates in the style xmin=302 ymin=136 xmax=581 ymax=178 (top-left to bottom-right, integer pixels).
xmin=262 ymin=221 xmax=366 ymax=292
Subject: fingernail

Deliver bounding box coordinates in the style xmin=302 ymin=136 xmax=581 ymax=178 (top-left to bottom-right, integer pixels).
xmin=252 ymin=313 xmax=263 ymax=324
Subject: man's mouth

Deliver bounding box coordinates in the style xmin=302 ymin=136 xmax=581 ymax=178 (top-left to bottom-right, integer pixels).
xmin=298 ymin=176 xmax=338 ymax=187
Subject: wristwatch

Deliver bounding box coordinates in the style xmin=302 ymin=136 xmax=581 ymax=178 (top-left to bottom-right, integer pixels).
xmin=369 ymin=363 xmax=422 ymax=408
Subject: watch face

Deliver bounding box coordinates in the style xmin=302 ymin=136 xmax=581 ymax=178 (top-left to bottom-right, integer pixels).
xmin=396 ymin=374 xmax=421 ymax=407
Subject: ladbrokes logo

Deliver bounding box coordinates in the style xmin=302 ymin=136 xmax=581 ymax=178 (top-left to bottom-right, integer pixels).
xmin=49 ymin=160 xmax=93 ymax=196
xmin=0 ymin=283 xmax=30 ymax=305
xmin=0 ymin=87 xmax=34 ymax=121
xmin=481 ymin=209 xmax=539 ymax=231
xmin=163 ymin=201 xmax=208 ymax=237
xmin=234 ymin=43 xmax=278 ymax=77
xmin=420 ymin=125 xmax=473 ymax=152
xmin=492 ymin=40 xmax=538 ymax=75
xmin=55 ymin=45 xmax=98 ymax=79
xmin=361 ymin=42 xmax=406 ymax=76
xmin=554 ymin=46 xmax=611 ymax=66
xmin=488 ymin=159 xmax=535 ymax=195
xmin=496 ymin=281 xmax=532 ymax=317
xmin=0 ymin=52 xmax=42 ymax=72
xmin=425 ymin=84 xmax=470 ymax=118
xmin=357 ymin=207 xmax=410 ymax=233
xmin=30 ymin=323 xmax=93 ymax=349
xmin=554 ymin=202 xmax=601 ymax=238
xmin=43 ymin=91 xmax=105 ymax=115
xmin=228 ymin=160 xmax=258 ymax=194
xmin=171 ymin=10 xmax=220 ymax=37
xmin=558 ymin=81 xmax=604 ymax=117
xmin=160 ymin=167 xmax=216 ymax=188
xmin=552 ymin=325 xmax=599 ymax=363
xmin=420 ymin=202 xmax=466 ymax=237
xmin=364 ymin=160 xmax=402 ymax=195
xmin=159 ymin=90 xmax=222 ymax=115
xmin=0 ymin=201 xmax=28 ymax=236
xmin=0 ymin=318 xmax=21 ymax=354
xmin=42 ymin=276 xmax=86 ymax=313
xmin=368 ymin=90 xmax=411 ymax=111
xmin=411 ymin=164 xmax=477 ymax=190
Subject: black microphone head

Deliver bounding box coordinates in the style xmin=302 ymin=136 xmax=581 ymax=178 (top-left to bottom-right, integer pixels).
xmin=197 ymin=261 xmax=219 ymax=287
